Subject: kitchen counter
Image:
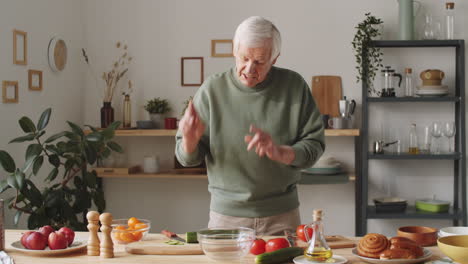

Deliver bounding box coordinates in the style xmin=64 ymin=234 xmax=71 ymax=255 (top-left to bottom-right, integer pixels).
xmin=5 ymin=230 xmax=446 ymax=264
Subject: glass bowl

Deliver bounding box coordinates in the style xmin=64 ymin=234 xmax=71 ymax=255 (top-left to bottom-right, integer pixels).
xmin=197 ymin=227 xmax=255 ymax=262
xmin=111 ymin=218 xmax=150 ymax=244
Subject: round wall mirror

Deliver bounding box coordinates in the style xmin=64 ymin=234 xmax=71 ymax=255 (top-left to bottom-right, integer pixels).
xmin=48 ymin=36 xmax=67 ymax=72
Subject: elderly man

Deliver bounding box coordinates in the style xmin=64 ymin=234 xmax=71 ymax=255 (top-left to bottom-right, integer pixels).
xmin=175 ymin=16 xmax=325 ymax=235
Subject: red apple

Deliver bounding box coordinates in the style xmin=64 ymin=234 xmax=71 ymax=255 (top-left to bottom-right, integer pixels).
xmin=58 ymin=227 xmax=75 ymax=246
xmin=20 ymin=231 xmax=34 ymax=248
xmin=25 ymin=232 xmax=47 ymax=250
xmin=48 ymin=232 xmax=68 ymax=250
xmin=38 ymin=225 xmax=55 ymax=241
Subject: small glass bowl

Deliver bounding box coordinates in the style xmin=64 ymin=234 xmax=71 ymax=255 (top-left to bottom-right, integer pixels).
xmin=111 ymin=218 xmax=150 ymax=244
xmin=197 ymin=227 xmax=255 ymax=262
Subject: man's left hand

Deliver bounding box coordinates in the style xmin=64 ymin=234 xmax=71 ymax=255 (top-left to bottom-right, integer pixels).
xmin=244 ymin=125 xmax=295 ymax=165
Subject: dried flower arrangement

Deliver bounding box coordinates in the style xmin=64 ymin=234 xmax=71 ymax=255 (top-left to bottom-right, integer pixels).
xmin=81 ymin=41 xmax=133 ymax=102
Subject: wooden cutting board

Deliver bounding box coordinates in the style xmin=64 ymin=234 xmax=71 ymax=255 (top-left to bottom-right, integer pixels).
xmin=311 ymin=76 xmax=343 ymax=117
xmin=126 ymin=234 xmax=203 ymax=255
xmin=326 ymin=235 xmax=356 ymax=249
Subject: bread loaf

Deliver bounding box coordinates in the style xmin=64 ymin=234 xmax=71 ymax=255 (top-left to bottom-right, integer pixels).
xmin=380 ymin=248 xmax=417 ymax=260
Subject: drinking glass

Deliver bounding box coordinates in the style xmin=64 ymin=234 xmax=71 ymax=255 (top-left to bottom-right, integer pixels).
xmin=420 ymin=125 xmax=432 ymax=154
xmin=443 ymin=121 xmax=456 ymax=153
xmin=430 ymin=122 xmax=443 ymax=154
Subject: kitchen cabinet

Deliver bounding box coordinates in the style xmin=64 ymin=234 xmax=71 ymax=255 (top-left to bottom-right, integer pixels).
xmin=356 ymin=40 xmax=467 ymax=235
xmin=87 ymin=129 xmax=360 ymax=184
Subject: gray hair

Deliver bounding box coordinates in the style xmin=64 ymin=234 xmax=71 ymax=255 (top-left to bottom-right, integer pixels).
xmin=233 ymin=16 xmax=281 ymax=62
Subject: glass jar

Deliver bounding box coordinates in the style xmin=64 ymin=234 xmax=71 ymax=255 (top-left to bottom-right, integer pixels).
xmin=445 ymin=2 xmax=455 ymax=39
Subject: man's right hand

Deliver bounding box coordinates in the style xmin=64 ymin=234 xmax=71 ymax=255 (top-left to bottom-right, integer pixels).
xmin=179 ymin=100 xmax=205 ymax=153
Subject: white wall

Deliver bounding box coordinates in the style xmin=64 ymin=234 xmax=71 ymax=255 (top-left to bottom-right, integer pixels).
xmin=0 ymin=0 xmax=84 ymax=228
xmin=1 ymin=0 xmax=466 ymax=236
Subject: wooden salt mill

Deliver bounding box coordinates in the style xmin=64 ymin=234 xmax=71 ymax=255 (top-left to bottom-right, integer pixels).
xmin=86 ymin=211 xmax=100 ymax=256
xmin=99 ymin=212 xmax=114 ymax=258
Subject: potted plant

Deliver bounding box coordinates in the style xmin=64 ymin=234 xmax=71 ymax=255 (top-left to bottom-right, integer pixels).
xmin=352 ymin=12 xmax=384 ymax=96
xmin=0 ymin=108 xmax=122 ymax=230
xmin=144 ymin=97 xmax=171 ymax=128
xmin=181 ymin=96 xmax=193 ymax=117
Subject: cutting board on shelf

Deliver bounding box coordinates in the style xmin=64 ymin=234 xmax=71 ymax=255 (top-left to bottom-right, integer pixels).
xmin=311 ymin=76 xmax=343 ymax=117
xmin=126 ymin=235 xmax=203 ymax=255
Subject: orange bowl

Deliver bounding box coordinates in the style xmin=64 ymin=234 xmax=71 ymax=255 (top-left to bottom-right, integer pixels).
xmin=397 ymin=226 xmax=438 ymax=246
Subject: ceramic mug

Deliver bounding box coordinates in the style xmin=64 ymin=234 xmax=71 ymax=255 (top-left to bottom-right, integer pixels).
xmin=165 ymin=117 xmax=177 ymax=129
xmin=143 ymin=156 xmax=159 ymax=174
xmin=328 ymin=117 xmax=347 ymax=129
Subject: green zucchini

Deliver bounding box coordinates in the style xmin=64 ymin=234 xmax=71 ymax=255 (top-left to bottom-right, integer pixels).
xmin=186 ymin=231 xmax=198 ymax=243
xmin=255 ymin=247 xmax=304 ymax=264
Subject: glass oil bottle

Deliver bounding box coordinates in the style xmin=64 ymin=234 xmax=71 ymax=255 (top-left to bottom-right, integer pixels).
xmin=304 ymin=209 xmax=333 ymax=262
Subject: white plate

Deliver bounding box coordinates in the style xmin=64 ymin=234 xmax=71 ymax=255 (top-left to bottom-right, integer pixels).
xmin=11 ymin=240 xmax=86 ymax=256
xmin=294 ymin=255 xmax=348 ymax=264
xmin=417 ymin=85 xmax=448 ymax=90
xmin=351 ymin=248 xmax=432 ymax=264
xmin=415 ymin=90 xmax=448 ymax=95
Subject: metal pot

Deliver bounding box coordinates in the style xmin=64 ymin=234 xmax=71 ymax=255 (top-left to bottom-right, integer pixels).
xmin=373 ymin=140 xmax=398 ymax=154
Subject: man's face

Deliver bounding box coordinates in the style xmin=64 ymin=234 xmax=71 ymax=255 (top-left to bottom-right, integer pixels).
xmin=234 ymin=40 xmax=277 ymax=88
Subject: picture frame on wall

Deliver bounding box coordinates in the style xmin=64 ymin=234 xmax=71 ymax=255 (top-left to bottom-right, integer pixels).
xmin=28 ymin=70 xmax=43 ymax=91
xmin=181 ymin=57 xmax=204 ymax=86
xmin=211 ymin=39 xmax=233 ymax=57
xmin=2 ymin=81 xmax=19 ymax=103
xmin=13 ymin=29 xmax=27 ymax=65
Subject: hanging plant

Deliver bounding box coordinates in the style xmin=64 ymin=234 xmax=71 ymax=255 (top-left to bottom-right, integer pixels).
xmin=352 ymin=12 xmax=384 ymax=96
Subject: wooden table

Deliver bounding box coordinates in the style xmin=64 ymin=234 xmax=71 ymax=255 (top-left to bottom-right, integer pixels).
xmin=4 ymin=230 xmax=446 ymax=264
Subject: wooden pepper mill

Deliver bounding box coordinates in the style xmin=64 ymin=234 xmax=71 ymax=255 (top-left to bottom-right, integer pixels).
xmin=86 ymin=211 xmax=100 ymax=256
xmin=99 ymin=212 xmax=114 ymax=258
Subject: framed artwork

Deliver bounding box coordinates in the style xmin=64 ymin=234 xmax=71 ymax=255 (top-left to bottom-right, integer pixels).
xmin=211 ymin=39 xmax=233 ymax=57
xmin=2 ymin=81 xmax=19 ymax=103
xmin=28 ymin=70 xmax=43 ymax=91
xmin=181 ymin=57 xmax=204 ymax=86
xmin=13 ymin=29 xmax=27 ymax=65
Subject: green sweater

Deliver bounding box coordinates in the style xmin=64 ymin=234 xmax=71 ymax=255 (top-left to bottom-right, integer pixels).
xmin=175 ymin=66 xmax=325 ymax=217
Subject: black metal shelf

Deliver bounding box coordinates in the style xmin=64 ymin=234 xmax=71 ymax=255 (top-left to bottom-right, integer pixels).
xmin=370 ymin=40 xmax=464 ymax=48
xmin=368 ymin=153 xmax=461 ymax=160
xmin=356 ymin=39 xmax=466 ymax=236
xmin=367 ymin=97 xmax=460 ymax=103
xmin=367 ymin=206 xmax=465 ymax=220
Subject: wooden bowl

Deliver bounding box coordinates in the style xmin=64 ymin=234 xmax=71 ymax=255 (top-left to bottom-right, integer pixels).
xmin=397 ymin=226 xmax=438 ymax=246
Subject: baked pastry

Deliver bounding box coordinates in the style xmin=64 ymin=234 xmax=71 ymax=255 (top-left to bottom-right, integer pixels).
xmin=390 ymin=241 xmax=424 ymax=257
xmin=357 ymin=233 xmax=390 ymax=259
xmin=389 ymin=236 xmax=415 ymax=245
xmin=380 ymin=248 xmax=417 ymax=260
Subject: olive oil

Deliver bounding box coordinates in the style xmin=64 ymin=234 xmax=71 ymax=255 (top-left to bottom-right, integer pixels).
xmin=304 ymin=209 xmax=333 ymax=262
xmin=408 ymin=147 xmax=420 ymax=154
xmin=305 ymin=247 xmax=333 ymax=261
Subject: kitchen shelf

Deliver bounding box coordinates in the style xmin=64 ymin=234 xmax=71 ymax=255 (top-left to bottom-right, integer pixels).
xmin=368 ymin=153 xmax=461 ymax=160
xmin=356 ymin=40 xmax=467 ymax=235
xmin=367 ymin=206 xmax=465 ymax=220
xmin=367 ymin=97 xmax=460 ymax=103
xmin=370 ymin=40 xmax=464 ymax=48
xmin=85 ymin=129 xmax=360 ymax=137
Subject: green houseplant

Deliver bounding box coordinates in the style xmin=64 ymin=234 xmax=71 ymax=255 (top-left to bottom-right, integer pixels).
xmin=352 ymin=12 xmax=384 ymax=96
xmin=144 ymin=97 xmax=171 ymax=128
xmin=0 ymin=108 xmax=122 ymax=230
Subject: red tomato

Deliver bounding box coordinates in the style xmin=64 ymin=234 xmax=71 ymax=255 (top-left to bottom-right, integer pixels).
xmin=250 ymin=239 xmax=266 ymax=255
xmin=265 ymin=238 xmax=290 ymax=252
xmin=296 ymin=224 xmax=313 ymax=242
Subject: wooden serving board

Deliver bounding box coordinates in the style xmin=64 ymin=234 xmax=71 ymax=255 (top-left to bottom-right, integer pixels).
xmin=326 ymin=235 xmax=356 ymax=249
xmin=311 ymin=76 xmax=343 ymax=117
xmin=125 ymin=235 xmax=203 ymax=255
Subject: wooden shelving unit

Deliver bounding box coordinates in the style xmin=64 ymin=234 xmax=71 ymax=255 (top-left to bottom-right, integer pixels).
xmin=86 ymin=128 xmax=360 ymax=137
xmin=92 ymin=128 xmax=360 ymax=184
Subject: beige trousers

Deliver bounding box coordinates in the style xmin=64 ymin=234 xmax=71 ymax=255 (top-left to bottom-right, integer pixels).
xmin=208 ymin=208 xmax=301 ymax=236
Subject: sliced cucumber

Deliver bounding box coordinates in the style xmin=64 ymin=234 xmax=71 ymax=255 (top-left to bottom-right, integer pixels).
xmin=255 ymin=247 xmax=304 ymax=264
xmin=186 ymin=231 xmax=198 ymax=243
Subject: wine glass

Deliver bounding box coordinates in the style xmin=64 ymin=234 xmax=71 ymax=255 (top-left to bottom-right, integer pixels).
xmin=430 ymin=122 xmax=442 ymax=154
xmin=443 ymin=121 xmax=456 ymax=153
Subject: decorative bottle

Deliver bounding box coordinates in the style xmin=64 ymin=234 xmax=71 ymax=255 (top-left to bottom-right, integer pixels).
xmin=445 ymin=2 xmax=455 ymax=39
xmin=404 ymin=68 xmax=414 ymax=97
xmin=409 ymin=123 xmax=419 ymax=154
xmin=123 ymin=95 xmax=131 ymax=128
xmin=304 ymin=209 xmax=332 ymax=261
xmin=100 ymin=102 xmax=114 ymax=128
